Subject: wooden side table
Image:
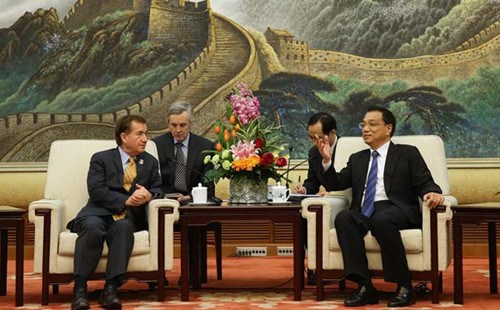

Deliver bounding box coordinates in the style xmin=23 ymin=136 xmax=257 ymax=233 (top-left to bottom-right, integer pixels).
xmin=451 ymin=203 xmax=500 ymax=304
xmin=0 ymin=206 xmax=26 ymax=307
xmin=179 ymin=203 xmax=304 ymax=302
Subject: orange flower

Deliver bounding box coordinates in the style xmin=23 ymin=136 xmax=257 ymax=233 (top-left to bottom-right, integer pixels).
xmin=224 ymin=129 xmax=230 ymax=142
xmin=214 ymin=125 xmax=220 ymax=134
xmin=234 ymin=123 xmax=240 ymax=131
xmin=229 ymin=114 xmax=236 ymax=124
xmin=216 ymin=142 xmax=223 ymax=151
xmin=231 ymin=155 xmax=260 ymax=171
xmin=232 ymin=129 xmax=237 ymax=138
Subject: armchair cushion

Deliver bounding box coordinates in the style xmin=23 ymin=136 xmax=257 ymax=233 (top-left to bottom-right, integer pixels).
xmin=329 ymin=229 xmax=422 ymax=254
xmin=58 ymin=230 xmax=150 ymax=257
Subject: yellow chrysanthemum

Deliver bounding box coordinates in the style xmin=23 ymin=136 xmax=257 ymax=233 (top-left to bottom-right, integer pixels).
xmin=231 ymin=155 xmax=260 ymax=172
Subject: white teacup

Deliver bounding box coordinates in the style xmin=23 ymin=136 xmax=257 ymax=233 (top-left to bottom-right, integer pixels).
xmin=271 ymin=182 xmax=291 ymax=203
xmin=191 ymin=183 xmax=208 ymax=204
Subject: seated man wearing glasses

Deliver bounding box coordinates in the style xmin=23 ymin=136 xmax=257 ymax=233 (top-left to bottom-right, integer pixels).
xmin=316 ymin=106 xmax=444 ymax=307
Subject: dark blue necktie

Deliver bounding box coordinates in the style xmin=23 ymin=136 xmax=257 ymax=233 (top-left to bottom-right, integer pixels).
xmin=362 ymin=151 xmax=379 ymax=217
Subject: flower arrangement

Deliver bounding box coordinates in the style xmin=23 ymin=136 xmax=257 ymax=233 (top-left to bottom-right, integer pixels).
xmin=203 ymin=82 xmax=288 ymax=185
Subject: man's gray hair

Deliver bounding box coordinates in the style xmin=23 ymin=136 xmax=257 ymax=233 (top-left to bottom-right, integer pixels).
xmin=167 ymin=101 xmax=194 ymax=124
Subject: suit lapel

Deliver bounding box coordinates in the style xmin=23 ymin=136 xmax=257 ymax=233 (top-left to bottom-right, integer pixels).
xmin=166 ymin=133 xmax=176 ymax=160
xmin=358 ymin=150 xmax=370 ymax=184
xmin=186 ymin=136 xmax=198 ymax=184
xmin=134 ymin=154 xmax=145 ymax=187
xmin=113 ymin=148 xmax=124 ymax=186
xmin=384 ymin=142 xmax=399 ymax=193
xmin=165 ymin=133 xmax=176 ymax=176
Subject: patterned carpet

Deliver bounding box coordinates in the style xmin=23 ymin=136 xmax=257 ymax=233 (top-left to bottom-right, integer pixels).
xmin=2 ymin=257 xmax=499 ymax=309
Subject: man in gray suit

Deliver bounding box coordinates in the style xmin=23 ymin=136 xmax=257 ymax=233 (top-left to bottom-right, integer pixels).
xmin=68 ymin=115 xmax=164 ymax=310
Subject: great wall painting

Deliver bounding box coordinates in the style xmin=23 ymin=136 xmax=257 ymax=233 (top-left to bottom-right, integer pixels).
xmin=0 ymin=0 xmax=498 ymax=162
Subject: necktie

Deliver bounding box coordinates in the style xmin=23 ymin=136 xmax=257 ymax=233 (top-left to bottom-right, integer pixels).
xmin=174 ymin=142 xmax=188 ymax=193
xmin=361 ymin=151 xmax=379 ymax=218
xmin=113 ymin=157 xmax=136 ymax=221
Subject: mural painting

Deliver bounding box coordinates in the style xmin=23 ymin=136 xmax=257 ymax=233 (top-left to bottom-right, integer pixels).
xmin=0 ymin=0 xmax=498 ymax=161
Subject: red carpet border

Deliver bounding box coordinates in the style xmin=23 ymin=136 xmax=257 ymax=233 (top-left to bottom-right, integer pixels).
xmin=1 ymin=257 xmax=499 ymax=309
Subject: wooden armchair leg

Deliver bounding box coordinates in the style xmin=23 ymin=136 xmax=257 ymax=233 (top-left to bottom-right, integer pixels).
xmin=213 ymin=222 xmax=223 ymax=280
xmin=439 ymin=273 xmax=443 ymax=293
xmin=316 ymin=272 xmax=325 ymax=301
xmin=200 ymin=227 xmax=208 ymax=283
xmin=339 ymin=278 xmax=346 ymax=291
xmin=41 ymin=278 xmax=49 ymax=305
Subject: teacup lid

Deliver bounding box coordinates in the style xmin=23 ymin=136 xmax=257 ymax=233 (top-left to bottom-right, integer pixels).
xmin=274 ymin=182 xmax=286 ymax=188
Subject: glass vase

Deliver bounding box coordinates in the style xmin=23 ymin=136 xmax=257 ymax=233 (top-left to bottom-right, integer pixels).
xmin=229 ymin=178 xmax=268 ymax=204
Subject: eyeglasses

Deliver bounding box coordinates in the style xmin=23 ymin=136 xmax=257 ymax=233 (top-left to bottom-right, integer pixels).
xmin=358 ymin=122 xmax=385 ymax=129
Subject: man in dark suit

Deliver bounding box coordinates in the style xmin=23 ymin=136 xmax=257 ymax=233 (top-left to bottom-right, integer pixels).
xmin=153 ymin=101 xmax=215 ymax=203
xmin=68 ymin=115 xmax=164 ymax=310
xmin=292 ymin=112 xmax=339 ymax=285
xmin=153 ymin=102 xmax=216 ymax=285
xmin=316 ymin=106 xmax=444 ymax=307
xmin=293 ymin=112 xmax=339 ymax=195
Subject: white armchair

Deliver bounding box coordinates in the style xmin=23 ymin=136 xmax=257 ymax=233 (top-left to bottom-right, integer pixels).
xmin=302 ymin=135 xmax=456 ymax=303
xmin=29 ymin=140 xmax=179 ymax=305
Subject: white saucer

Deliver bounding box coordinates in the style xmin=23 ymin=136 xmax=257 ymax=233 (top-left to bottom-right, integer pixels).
xmin=188 ymin=202 xmax=217 ymax=206
xmin=268 ymin=201 xmax=292 ymax=205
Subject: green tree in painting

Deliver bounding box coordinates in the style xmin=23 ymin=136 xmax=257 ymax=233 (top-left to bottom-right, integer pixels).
xmin=339 ymin=90 xmax=385 ymax=136
xmin=383 ymin=86 xmax=466 ymax=139
xmin=255 ymin=72 xmax=337 ymax=157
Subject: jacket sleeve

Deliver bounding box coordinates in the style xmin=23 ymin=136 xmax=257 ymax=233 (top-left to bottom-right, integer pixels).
xmin=303 ymin=148 xmax=321 ymax=194
xmin=320 ymin=154 xmax=354 ymax=192
xmin=200 ymin=140 xmax=216 ymax=199
xmin=146 ymin=157 xmax=164 ymax=200
xmin=408 ymin=146 xmax=442 ymax=197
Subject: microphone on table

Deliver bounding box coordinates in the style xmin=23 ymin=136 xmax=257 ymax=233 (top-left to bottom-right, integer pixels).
xmin=279 ymin=154 xmax=320 ymax=180
xmin=165 ymin=156 xmax=222 ymax=205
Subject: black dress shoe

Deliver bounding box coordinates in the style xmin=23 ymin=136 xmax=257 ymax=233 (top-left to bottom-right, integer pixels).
xmin=306 ymin=269 xmax=317 ymax=286
xmin=71 ymin=288 xmax=90 ymax=310
xmin=387 ymin=285 xmax=416 ymax=307
xmin=344 ymin=285 xmax=379 ymax=307
xmin=98 ymin=285 xmax=122 ymax=309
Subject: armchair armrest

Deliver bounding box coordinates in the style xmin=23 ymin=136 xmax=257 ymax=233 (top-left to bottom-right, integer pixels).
xmin=28 ymin=199 xmax=64 ymax=274
xmin=421 ymin=198 xmax=454 ymax=272
xmin=301 ymin=196 xmax=349 ymax=270
xmin=147 ymin=198 xmax=180 ymax=271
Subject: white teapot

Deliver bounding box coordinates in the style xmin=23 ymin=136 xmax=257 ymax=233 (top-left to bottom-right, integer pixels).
xmin=191 ymin=183 xmax=208 ymax=203
xmin=271 ymin=182 xmax=291 ymax=203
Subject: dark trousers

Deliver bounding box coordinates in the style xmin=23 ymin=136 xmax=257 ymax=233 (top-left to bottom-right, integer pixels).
xmin=73 ymin=215 xmax=137 ymax=286
xmin=334 ymin=201 xmax=419 ymax=285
